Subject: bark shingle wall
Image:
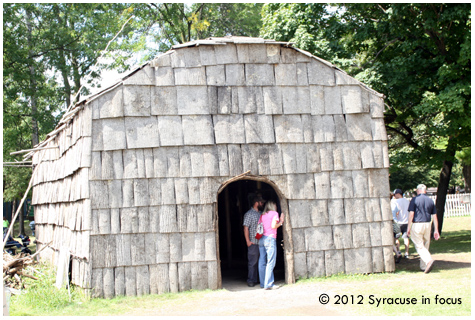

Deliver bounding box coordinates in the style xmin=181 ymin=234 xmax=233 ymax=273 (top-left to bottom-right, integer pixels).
xmin=31 ymin=105 xmax=93 ymax=289
xmin=32 ymin=38 xmax=394 ymax=298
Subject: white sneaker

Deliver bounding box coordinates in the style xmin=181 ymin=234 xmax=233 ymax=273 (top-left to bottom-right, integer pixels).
xmin=265 ymin=285 xmax=280 ymax=290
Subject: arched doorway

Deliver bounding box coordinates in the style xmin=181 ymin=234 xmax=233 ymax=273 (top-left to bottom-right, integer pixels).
xmin=215 ymin=174 xmax=295 ymax=289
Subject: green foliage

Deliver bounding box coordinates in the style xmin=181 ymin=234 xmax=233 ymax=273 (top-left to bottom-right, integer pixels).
xmin=456 ymin=147 xmax=471 ymax=166
xmin=3 ymin=3 xmax=130 ymax=200
xmin=200 ymin=3 xmax=263 ymax=38
xmin=9 ymin=262 xmax=89 ymax=316
xmin=389 ymin=165 xmax=440 ymax=193
xmin=260 ymin=4 xmax=349 ymax=64
xmin=107 ymin=3 xmax=264 ymax=68
xmin=341 ymin=3 xmax=471 ymax=165
xmin=3 ymin=3 xmax=264 ymax=201
xmin=261 ymin=3 xmax=471 ymax=193
xmin=3 ymin=4 xmax=63 ymax=200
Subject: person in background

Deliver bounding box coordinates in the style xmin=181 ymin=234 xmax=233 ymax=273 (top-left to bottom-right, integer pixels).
xmin=29 ymin=220 xmax=36 ymax=237
xmin=258 ymin=200 xmax=284 ymax=290
xmin=392 ymin=189 xmax=411 ymax=258
xmin=243 ymin=195 xmax=265 ymax=287
xmin=3 ymin=218 xmax=9 ymax=233
xmin=390 ymin=192 xmax=402 ymax=262
xmin=407 ymin=184 xmax=440 ymax=273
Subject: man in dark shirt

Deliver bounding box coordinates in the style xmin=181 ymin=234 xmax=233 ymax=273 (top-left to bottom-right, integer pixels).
xmin=243 ymin=195 xmax=265 ymax=287
xmin=407 ymin=184 xmax=440 ymax=273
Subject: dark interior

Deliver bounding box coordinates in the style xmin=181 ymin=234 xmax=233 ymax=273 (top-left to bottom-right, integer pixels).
xmin=217 ymin=179 xmax=285 ymax=285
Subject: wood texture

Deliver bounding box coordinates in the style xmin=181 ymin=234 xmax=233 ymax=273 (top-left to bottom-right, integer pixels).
xmin=123 ymin=86 xmax=151 ymax=116
xmin=136 ymin=265 xmax=150 ymax=296
xmin=152 ymin=86 xmax=177 ymax=115
xmin=33 ymin=39 xmax=392 ymax=298
xmin=125 ymin=266 xmax=137 ymax=296
xmin=169 ymin=263 xmax=179 ymax=293
xmin=114 ymin=266 xmax=126 ymax=296
xmin=306 ymin=251 xmax=325 ymax=278
xmin=91 ymin=268 xmax=103 ymax=298
xmin=103 ymin=267 xmax=115 ymax=299
xmin=324 ymin=250 xmax=345 ymax=276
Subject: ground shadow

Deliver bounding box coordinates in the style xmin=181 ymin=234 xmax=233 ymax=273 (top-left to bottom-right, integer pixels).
xmin=394 ymin=253 xmax=471 ymax=274
xmin=391 ymin=225 xmax=471 ymax=274
xmin=222 ymin=267 xmax=286 ymax=292
xmin=429 ymin=231 xmax=471 ymax=255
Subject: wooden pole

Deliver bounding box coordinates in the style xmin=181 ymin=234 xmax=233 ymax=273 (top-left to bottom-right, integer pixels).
xmin=224 ymin=187 xmax=233 ymax=269
xmin=10 ymin=146 xmax=58 ymax=155
xmin=3 ymin=162 xmax=32 ymax=164
xmin=2 ymin=152 xmax=45 ymax=249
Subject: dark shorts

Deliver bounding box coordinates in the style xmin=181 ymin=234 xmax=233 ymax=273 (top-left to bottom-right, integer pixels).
xmin=399 ymin=224 xmax=408 ymax=235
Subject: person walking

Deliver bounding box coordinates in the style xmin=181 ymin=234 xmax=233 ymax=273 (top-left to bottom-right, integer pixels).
xmin=407 ymin=184 xmax=440 ymax=273
xmin=392 ymin=189 xmax=410 ymax=258
xmin=390 ymin=192 xmax=402 ymax=262
xmin=243 ymin=195 xmax=265 ymax=287
xmin=258 ymin=200 xmax=284 ymax=290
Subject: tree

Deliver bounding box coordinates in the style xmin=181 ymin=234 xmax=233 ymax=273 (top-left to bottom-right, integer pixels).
xmin=3 ymin=3 xmax=265 ymax=207
xmin=3 ymin=4 xmax=62 ymax=205
xmin=3 ymin=3 xmax=129 ymax=212
xmin=341 ymin=4 xmax=470 ymax=234
xmin=261 ymin=3 xmax=471 ymax=234
xmin=107 ymin=3 xmax=264 ymax=68
xmin=456 ymin=148 xmax=471 ymax=193
xmin=199 ymin=3 xmax=263 ymax=39
xmin=37 ymin=3 xmax=132 ymax=106
xmin=260 ymin=4 xmax=349 ymax=64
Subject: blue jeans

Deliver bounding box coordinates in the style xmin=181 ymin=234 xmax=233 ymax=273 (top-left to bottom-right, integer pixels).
xmin=258 ymin=235 xmax=277 ymax=289
xmin=247 ymin=244 xmax=259 ymax=284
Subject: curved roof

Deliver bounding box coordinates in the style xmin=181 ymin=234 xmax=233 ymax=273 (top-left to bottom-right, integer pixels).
xmin=80 ymin=36 xmax=383 ymax=107
xmin=25 ymin=36 xmax=384 ymax=159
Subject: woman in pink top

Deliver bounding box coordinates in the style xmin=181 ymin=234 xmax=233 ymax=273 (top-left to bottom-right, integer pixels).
xmin=258 ymin=200 xmax=284 ymax=290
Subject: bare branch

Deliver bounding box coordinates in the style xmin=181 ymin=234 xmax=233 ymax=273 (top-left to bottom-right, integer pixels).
xmin=371 ymin=38 xmax=400 ymax=63
xmin=386 ymin=125 xmax=420 ymax=149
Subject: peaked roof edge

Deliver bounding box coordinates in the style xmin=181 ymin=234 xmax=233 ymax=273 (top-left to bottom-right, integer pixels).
xmin=80 ymin=36 xmax=384 ymax=108
xmin=24 ymin=37 xmax=385 ymax=159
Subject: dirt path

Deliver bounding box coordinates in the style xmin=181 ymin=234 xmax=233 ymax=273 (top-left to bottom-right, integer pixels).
xmin=131 ymin=279 xmax=346 ymax=316
xmin=123 ymin=251 xmax=470 ymax=316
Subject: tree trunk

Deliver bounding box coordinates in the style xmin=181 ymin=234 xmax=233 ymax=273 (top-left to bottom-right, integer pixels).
xmin=71 ymin=54 xmax=81 ymax=104
xmin=26 ymin=8 xmax=39 ymax=147
xmin=54 ymin=4 xmax=72 ymax=108
xmin=462 ymin=164 xmax=471 ymax=193
xmin=70 ymin=19 xmax=82 ymax=105
xmin=435 ymin=159 xmax=454 ymax=236
xmin=435 ymin=137 xmax=458 ymax=236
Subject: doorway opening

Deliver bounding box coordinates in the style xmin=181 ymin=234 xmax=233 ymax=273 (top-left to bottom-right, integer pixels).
xmin=217 ymin=178 xmax=286 ymax=287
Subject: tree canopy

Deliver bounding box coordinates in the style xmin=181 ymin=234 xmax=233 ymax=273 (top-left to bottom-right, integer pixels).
xmin=2 ymin=3 xmax=263 ymax=201
xmin=106 ymin=3 xmax=263 ymax=69
xmin=3 ymin=3 xmax=471 ymax=232
xmin=261 ymin=3 xmax=471 ymax=231
xmin=261 ymin=3 xmax=471 ymax=169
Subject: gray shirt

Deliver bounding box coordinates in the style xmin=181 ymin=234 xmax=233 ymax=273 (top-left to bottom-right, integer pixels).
xmin=243 ymin=208 xmax=261 ymax=245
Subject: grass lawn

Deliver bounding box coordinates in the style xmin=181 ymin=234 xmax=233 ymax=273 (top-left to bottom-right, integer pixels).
xmin=7 ymin=216 xmax=471 ymax=316
xmin=299 ymin=215 xmax=472 ymax=316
